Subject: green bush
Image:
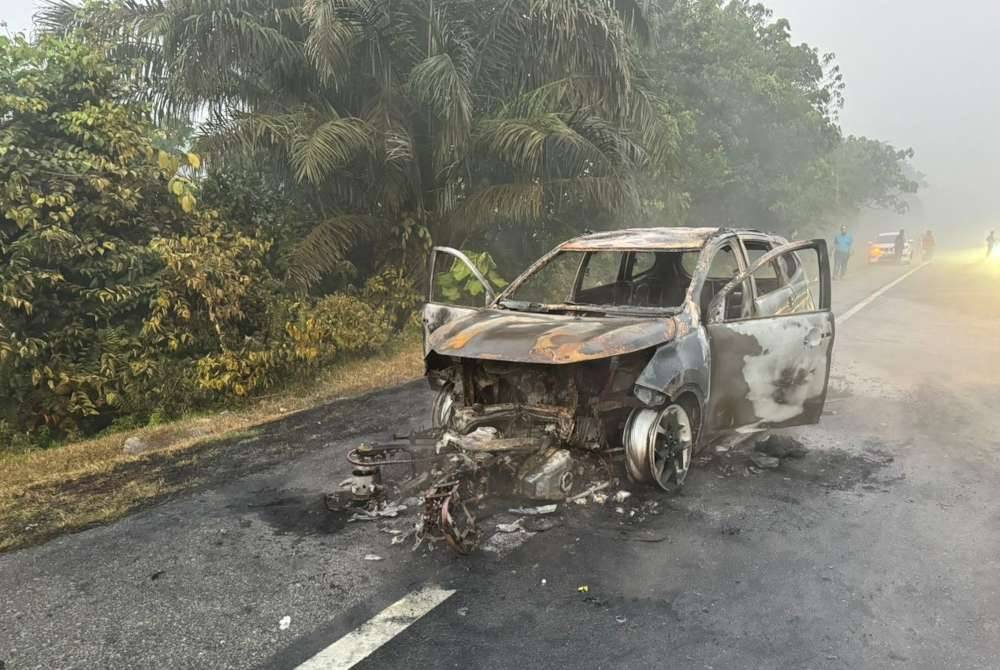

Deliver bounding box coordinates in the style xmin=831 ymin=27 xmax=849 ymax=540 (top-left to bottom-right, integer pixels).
xmin=0 ymin=36 xmax=414 ymax=449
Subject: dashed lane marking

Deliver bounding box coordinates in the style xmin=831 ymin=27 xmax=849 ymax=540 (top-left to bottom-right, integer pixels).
xmin=837 ymin=263 xmax=928 ymax=324
xmin=295 ymin=586 xmax=456 ymax=670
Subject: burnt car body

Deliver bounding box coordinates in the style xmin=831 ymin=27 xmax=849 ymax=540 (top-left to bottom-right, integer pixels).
xmin=421 ymin=228 xmax=834 ymax=496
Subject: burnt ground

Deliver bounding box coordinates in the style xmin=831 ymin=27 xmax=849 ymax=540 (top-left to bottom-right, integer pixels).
xmin=4 ymin=258 xmax=1000 ymax=669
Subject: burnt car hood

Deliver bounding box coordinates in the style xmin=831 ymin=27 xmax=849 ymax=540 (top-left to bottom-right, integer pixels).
xmin=426 ymin=309 xmax=678 ymax=364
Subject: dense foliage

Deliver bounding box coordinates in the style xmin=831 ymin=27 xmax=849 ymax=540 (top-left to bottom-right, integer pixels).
xmin=2 ymin=1 xmax=921 ymax=448
xmin=0 ymin=36 xmax=416 ymax=447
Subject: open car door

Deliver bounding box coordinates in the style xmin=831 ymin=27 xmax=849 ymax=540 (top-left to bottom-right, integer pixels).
xmin=422 ymin=247 xmax=496 ymax=355
xmin=704 ymin=239 xmax=834 ymax=434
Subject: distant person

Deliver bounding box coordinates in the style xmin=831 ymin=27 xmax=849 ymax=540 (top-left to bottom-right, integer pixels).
xmin=922 ymin=230 xmax=935 ymax=261
xmin=988 ymin=231 xmax=996 ymax=258
xmin=833 ymin=225 xmax=853 ymax=279
xmin=895 ymin=229 xmax=905 ymax=263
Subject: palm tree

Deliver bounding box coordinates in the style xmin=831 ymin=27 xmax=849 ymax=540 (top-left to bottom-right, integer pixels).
xmin=38 ymin=0 xmax=676 ymax=290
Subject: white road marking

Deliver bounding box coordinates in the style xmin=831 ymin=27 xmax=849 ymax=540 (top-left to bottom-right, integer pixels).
xmin=295 ymin=586 xmax=456 ymax=670
xmin=837 ymin=263 xmax=928 ymax=324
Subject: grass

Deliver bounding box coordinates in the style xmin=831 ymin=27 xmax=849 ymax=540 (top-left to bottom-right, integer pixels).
xmin=0 ymin=333 xmax=424 ymax=553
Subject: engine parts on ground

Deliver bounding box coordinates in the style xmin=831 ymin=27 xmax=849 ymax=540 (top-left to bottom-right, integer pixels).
xmin=417 ymin=481 xmax=479 ymax=555
xmin=515 ymin=448 xmax=575 ymax=500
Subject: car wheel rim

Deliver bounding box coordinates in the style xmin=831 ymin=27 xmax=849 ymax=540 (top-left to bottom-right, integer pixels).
xmin=624 ymin=404 xmax=693 ymax=492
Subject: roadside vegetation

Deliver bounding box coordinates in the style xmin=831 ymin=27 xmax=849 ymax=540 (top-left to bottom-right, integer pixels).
xmin=2 ymin=3 xmax=919 ymax=483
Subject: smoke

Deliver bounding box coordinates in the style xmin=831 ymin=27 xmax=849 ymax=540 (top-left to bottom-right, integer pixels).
xmin=766 ymin=0 xmax=1000 ymax=247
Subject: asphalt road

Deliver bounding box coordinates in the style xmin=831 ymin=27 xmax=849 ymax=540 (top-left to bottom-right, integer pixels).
xmin=5 ymin=254 xmax=1000 ymax=670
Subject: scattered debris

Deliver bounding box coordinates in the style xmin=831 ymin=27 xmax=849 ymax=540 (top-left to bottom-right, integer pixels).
xmin=566 ymin=481 xmax=611 ymax=503
xmin=754 ymin=434 xmax=808 ymax=459
xmin=577 ymin=585 xmax=590 ymax=593
xmin=592 ymin=492 xmax=609 ymax=505
xmin=615 ymin=615 xmax=627 ymax=624
xmin=363 ymin=554 xmax=384 ymax=561
xmin=457 ymin=607 xmax=469 ymax=617
xmin=482 ymin=528 xmax=534 ymax=556
xmin=509 ymin=504 xmax=558 ymax=516
xmin=750 ymin=453 xmax=780 ymax=470
xmin=149 ymin=570 xmax=165 ymax=581
xmin=279 ymin=616 xmax=291 ymax=631
xmin=497 ymin=521 xmax=524 ymax=533
xmin=714 ymin=445 xmax=730 ymax=454
xmin=614 ymin=506 xmax=625 ymax=515
xmin=417 ymin=481 xmax=479 ymax=555
xmin=541 ymin=578 xmax=547 ymax=586
xmin=348 ymin=503 xmax=408 ymax=522
xmin=613 ymin=490 xmax=632 ymax=503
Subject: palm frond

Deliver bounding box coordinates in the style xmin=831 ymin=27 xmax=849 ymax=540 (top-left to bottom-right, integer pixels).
xmin=476 ymin=114 xmax=614 ymax=176
xmin=303 ymin=0 xmax=359 ymax=84
xmin=290 ymin=117 xmax=374 ymax=184
xmin=286 ymin=214 xmax=377 ymax=291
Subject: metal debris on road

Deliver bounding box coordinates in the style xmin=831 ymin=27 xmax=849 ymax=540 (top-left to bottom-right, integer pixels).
xmin=577 ymin=585 xmax=589 ymax=593
xmin=615 ymin=615 xmax=627 ymax=624
xmin=613 ymin=490 xmax=632 ymax=503
xmin=363 ymin=554 xmax=384 ymax=561
xmin=496 ymin=521 xmax=524 ymax=533
xmin=348 ymin=503 xmax=408 ymax=522
xmin=509 ymin=504 xmax=558 ymax=516
xmin=565 ymin=481 xmax=611 ymax=503
xmin=279 ymin=616 xmax=291 ymax=631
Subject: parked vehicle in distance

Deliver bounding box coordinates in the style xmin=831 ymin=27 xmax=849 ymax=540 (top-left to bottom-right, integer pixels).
xmin=421 ymin=228 xmax=834 ymax=495
xmin=867 ymin=232 xmax=913 ymax=264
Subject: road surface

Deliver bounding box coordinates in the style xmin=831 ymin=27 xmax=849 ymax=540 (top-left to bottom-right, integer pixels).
xmin=4 ymin=256 xmax=1000 ymax=670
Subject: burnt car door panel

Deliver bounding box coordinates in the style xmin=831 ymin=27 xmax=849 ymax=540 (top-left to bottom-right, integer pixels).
xmin=422 ymin=247 xmax=496 ymax=355
xmin=704 ymin=239 xmax=834 ymax=434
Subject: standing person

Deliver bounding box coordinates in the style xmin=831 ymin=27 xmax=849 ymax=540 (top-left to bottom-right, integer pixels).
xmin=987 ymin=231 xmax=996 ymax=258
xmin=922 ymin=230 xmax=935 ymax=261
xmin=833 ymin=225 xmax=854 ymax=279
xmin=895 ymin=229 xmax=906 ymax=263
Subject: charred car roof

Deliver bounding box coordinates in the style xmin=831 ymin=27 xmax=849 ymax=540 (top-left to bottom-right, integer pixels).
xmin=559 ymin=227 xmax=725 ymax=251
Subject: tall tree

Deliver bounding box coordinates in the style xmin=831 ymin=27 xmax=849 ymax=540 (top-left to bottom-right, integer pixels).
xmin=40 ymin=0 xmax=676 ymax=289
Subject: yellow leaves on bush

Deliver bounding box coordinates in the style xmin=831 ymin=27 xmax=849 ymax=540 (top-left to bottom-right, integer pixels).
xmin=287 ymin=294 xmax=390 ymax=365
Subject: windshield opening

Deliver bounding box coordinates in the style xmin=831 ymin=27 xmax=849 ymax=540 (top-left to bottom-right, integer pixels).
xmin=502 ymin=249 xmax=701 ymax=311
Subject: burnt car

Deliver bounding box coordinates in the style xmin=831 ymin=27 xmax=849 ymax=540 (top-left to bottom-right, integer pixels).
xmin=422 ymin=228 xmax=834 ymax=497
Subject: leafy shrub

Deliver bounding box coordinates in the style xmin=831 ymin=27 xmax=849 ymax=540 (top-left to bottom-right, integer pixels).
xmin=363 ymin=267 xmax=421 ymax=331
xmin=288 ymin=295 xmax=390 ymax=365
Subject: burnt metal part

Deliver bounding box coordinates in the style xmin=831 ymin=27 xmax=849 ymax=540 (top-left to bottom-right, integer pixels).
xmin=442 ymin=432 xmax=552 ymax=454
xmin=419 ymin=481 xmax=478 ymax=555
xmin=426 ymin=310 xmax=678 ymax=365
xmin=347 ymin=443 xmax=418 ymax=479
xmin=451 ymin=403 xmax=576 ymax=441
xmin=559 ymin=227 xmax=723 ymax=251
xmin=705 ymin=311 xmax=834 ymax=433
xmin=516 ymin=448 xmax=575 ymax=500
xmin=633 ymin=320 xmax=710 ymax=410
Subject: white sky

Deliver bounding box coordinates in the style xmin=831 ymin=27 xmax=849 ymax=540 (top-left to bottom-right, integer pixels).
xmin=5 ymin=0 xmax=997 ymax=237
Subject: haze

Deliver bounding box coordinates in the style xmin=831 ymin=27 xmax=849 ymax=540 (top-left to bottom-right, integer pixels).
xmin=5 ymin=0 xmax=996 ymax=242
